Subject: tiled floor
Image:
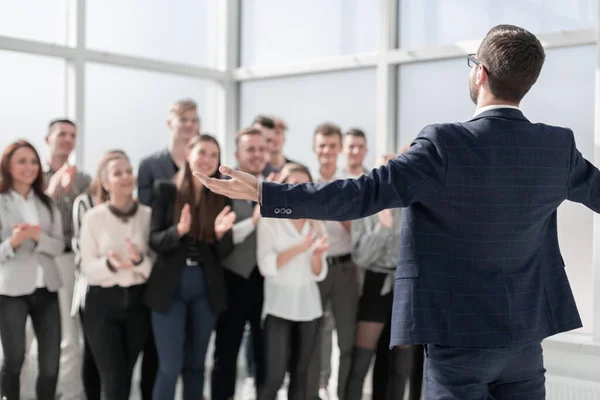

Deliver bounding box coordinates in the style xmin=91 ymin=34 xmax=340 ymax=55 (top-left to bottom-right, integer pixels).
xmin=18 ymin=332 xmax=382 ymax=400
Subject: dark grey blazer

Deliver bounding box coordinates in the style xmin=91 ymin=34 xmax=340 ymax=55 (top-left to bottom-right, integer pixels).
xmin=0 ymin=192 xmax=64 ymax=296
xmin=137 ymin=148 xmax=177 ymax=206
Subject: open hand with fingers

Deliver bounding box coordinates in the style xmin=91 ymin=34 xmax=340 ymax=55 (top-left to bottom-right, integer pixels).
xmin=125 ymin=238 xmax=143 ymax=265
xmin=298 ymin=232 xmax=317 ymax=252
xmin=194 ymin=166 xmax=260 ymax=203
xmin=311 ymin=235 xmax=329 ymax=258
xmin=46 ymin=163 xmax=77 ymax=197
xmin=214 ymin=205 xmax=236 ymax=239
xmin=377 ymin=209 xmax=394 ymax=229
xmin=177 ymin=203 xmax=192 ymax=237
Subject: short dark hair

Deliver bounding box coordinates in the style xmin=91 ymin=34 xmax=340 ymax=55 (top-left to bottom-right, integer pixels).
xmin=314 ymin=122 xmax=342 ymax=140
xmin=478 ymin=25 xmax=545 ymax=103
xmin=253 ymin=115 xmax=276 ymax=130
xmin=235 ymin=127 xmax=263 ymax=147
xmin=48 ymin=119 xmax=76 ymax=132
xmin=345 ymin=128 xmax=366 ymax=141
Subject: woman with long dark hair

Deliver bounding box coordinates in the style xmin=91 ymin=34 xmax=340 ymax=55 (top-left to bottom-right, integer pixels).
xmin=257 ymin=163 xmax=329 ymax=400
xmin=0 ymin=140 xmax=64 ymax=400
xmin=145 ymin=134 xmax=236 ymax=400
xmin=79 ymin=150 xmax=154 ymax=399
xmin=71 ymin=150 xmax=129 ymax=400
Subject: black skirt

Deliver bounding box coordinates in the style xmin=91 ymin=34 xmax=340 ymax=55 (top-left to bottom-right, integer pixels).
xmin=357 ymin=270 xmax=394 ymax=323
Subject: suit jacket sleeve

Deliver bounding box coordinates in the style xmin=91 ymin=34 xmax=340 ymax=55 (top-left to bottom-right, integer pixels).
xmin=148 ymin=181 xmax=181 ymax=253
xmin=262 ymin=128 xmax=446 ymax=220
xmin=137 ymin=158 xmax=153 ymax=206
xmin=567 ymin=130 xmax=600 ymax=212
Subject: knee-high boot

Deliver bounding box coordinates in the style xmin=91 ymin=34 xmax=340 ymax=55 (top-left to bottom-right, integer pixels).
xmin=345 ymin=347 xmax=375 ymax=400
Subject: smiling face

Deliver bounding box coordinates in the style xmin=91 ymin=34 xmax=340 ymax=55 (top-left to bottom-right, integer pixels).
xmin=102 ymin=157 xmax=135 ymax=199
xmin=314 ymin=133 xmax=342 ymax=167
xmin=46 ymin=121 xmax=76 ymax=158
xmin=9 ymin=146 xmax=40 ymax=188
xmin=236 ymin=133 xmax=267 ymax=176
xmin=343 ymin=135 xmax=367 ymax=168
xmin=169 ymin=108 xmax=200 ymax=143
xmin=188 ymin=138 xmax=220 ymax=177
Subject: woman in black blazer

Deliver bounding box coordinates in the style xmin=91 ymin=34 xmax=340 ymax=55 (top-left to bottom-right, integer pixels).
xmin=144 ymin=134 xmax=236 ymax=400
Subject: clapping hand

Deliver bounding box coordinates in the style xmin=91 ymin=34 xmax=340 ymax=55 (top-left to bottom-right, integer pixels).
xmin=214 ymin=206 xmax=236 ymax=239
xmin=312 ymin=235 xmax=330 ymax=257
xmin=377 ymin=209 xmax=394 ymax=229
xmin=177 ymin=203 xmax=192 ymax=237
xmin=125 ymin=238 xmax=143 ymax=264
xmin=299 ymin=232 xmax=317 ymax=252
xmin=47 ymin=163 xmax=76 ymax=197
xmin=107 ymin=251 xmax=133 ymax=270
xmin=9 ymin=223 xmax=38 ymax=249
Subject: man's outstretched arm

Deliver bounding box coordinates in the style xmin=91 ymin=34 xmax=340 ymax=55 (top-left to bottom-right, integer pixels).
xmin=195 ymin=129 xmax=446 ymax=221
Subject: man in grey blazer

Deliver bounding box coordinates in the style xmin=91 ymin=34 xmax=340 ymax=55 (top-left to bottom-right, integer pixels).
xmin=21 ymin=119 xmax=90 ymax=400
xmin=136 ymin=99 xmax=200 ymax=400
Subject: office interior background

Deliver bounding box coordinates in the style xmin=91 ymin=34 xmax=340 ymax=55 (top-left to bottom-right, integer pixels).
xmin=1 ymin=0 xmax=600 ymax=398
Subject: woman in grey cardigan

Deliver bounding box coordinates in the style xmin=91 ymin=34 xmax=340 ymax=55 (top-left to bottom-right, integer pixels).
xmin=0 ymin=140 xmax=64 ymax=400
xmin=345 ymin=153 xmax=422 ymax=400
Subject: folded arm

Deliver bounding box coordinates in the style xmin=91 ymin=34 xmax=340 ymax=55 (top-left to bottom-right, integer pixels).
xmin=351 ymin=217 xmax=393 ymax=267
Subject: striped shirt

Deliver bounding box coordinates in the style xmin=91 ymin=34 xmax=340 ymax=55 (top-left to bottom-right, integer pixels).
xmin=44 ymin=163 xmax=92 ymax=250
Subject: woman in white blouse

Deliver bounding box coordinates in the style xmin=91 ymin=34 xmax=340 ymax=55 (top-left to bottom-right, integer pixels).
xmin=71 ymin=150 xmax=128 ymax=400
xmin=79 ymin=151 xmax=154 ymax=400
xmin=256 ymin=163 xmax=329 ymax=400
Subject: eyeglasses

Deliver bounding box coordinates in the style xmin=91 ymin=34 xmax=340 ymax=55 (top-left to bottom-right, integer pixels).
xmin=467 ymin=54 xmax=480 ymax=68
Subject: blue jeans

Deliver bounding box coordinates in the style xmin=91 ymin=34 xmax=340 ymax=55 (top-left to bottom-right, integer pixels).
xmin=152 ymin=265 xmax=216 ymax=400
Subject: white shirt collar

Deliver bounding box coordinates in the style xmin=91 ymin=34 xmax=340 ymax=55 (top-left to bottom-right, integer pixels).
xmin=473 ymin=104 xmax=520 ymax=118
xmin=10 ymin=188 xmax=35 ymax=202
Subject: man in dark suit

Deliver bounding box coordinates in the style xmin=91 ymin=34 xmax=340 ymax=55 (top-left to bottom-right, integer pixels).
xmin=195 ymin=25 xmax=600 ymax=399
xmin=136 ymin=99 xmax=200 ymax=399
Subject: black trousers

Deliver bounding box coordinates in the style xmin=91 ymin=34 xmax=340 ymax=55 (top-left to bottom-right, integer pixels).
xmin=259 ymin=315 xmax=320 ymax=400
xmin=211 ymin=268 xmax=264 ymax=400
xmin=80 ymin=309 xmax=101 ymax=400
xmin=0 ymin=288 xmax=61 ymax=400
xmin=83 ymin=285 xmax=150 ymax=400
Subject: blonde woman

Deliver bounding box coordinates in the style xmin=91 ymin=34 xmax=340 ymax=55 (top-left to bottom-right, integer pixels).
xmin=79 ymin=151 xmax=154 ymax=400
xmin=71 ymin=150 xmax=128 ymax=400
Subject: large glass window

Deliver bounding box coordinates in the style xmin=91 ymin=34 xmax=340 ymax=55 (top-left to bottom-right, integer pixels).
xmin=0 ymin=0 xmax=68 ymax=45
xmin=240 ymin=69 xmax=377 ymax=174
xmin=84 ymin=63 xmax=220 ymax=174
xmin=86 ymin=0 xmax=218 ymax=67
xmin=399 ymin=0 xmax=597 ymax=49
xmin=241 ymin=0 xmax=379 ymax=67
xmin=0 ymin=51 xmax=66 ymax=160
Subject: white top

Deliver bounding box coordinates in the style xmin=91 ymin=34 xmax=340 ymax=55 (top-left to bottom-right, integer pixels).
xmin=314 ymin=168 xmax=352 ymax=256
xmin=11 ymin=190 xmax=44 ymax=288
xmin=257 ymin=218 xmax=328 ymax=321
xmin=80 ymin=203 xmax=154 ymax=287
